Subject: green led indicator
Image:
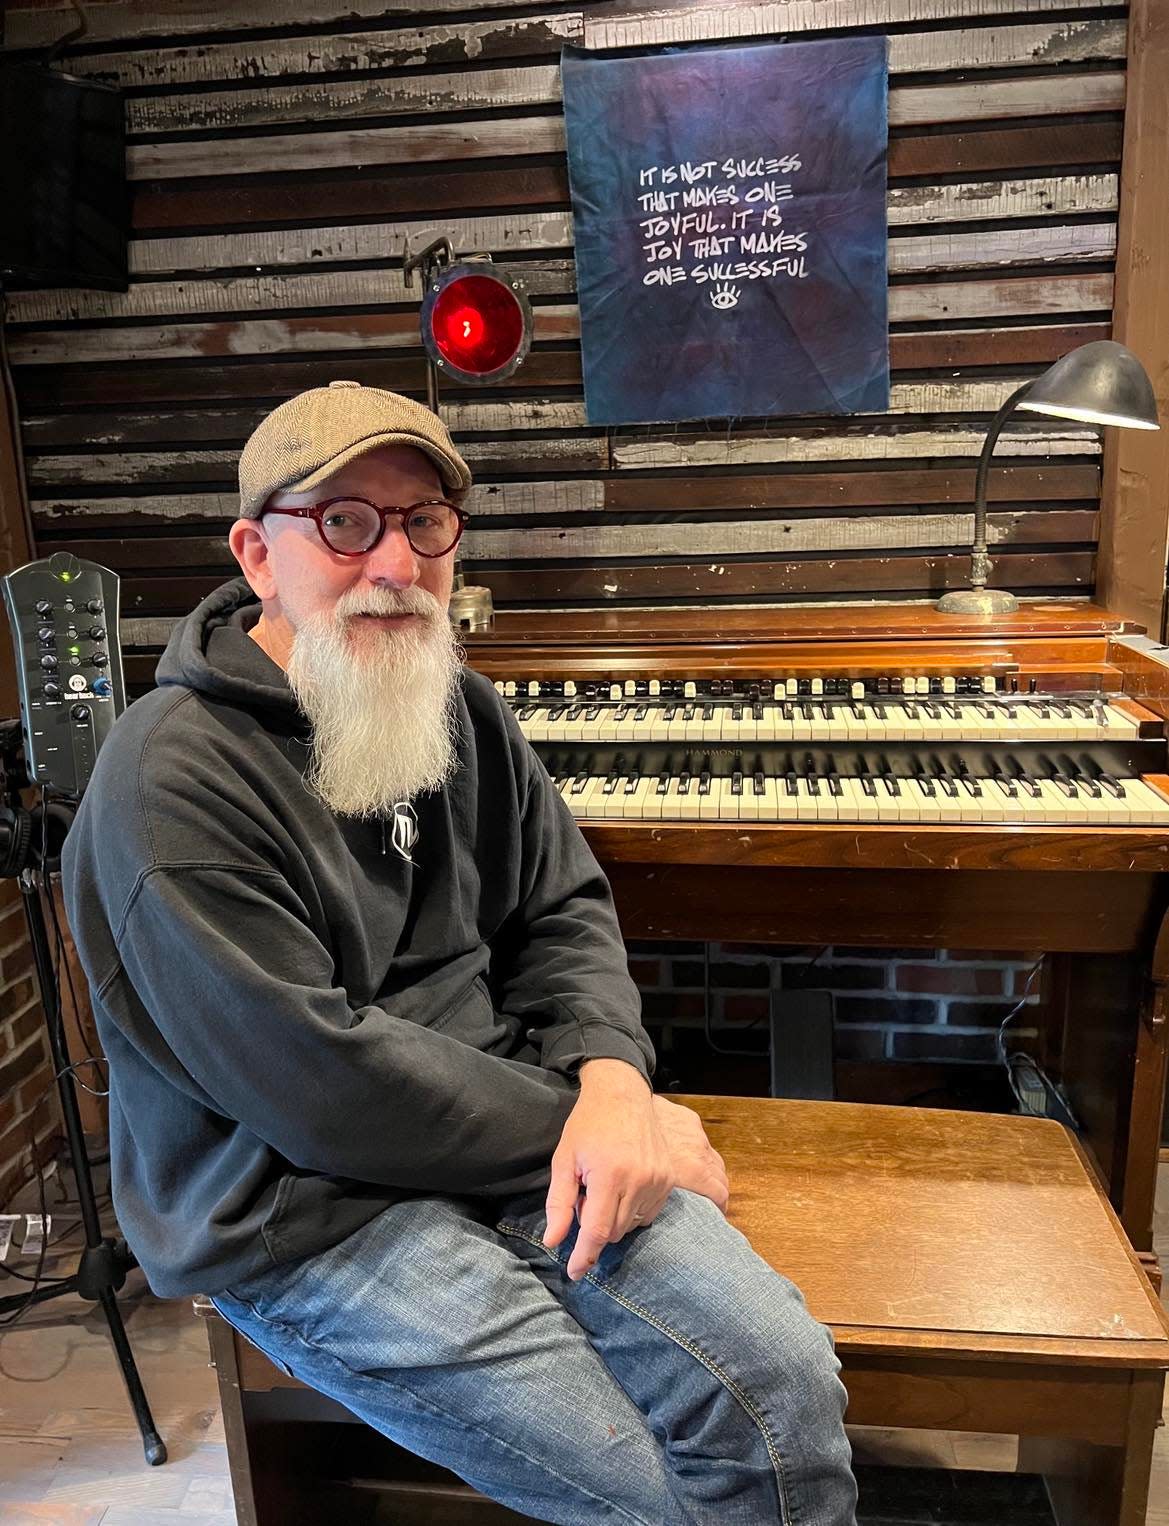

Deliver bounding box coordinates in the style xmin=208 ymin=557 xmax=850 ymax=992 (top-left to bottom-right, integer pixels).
xmin=69 ymin=644 xmax=81 ymax=656
xmin=59 ymin=572 xmax=72 ymax=581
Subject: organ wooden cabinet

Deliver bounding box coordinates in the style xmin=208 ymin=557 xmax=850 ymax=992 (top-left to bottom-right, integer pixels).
xmin=466 ymin=601 xmax=1169 ymax=1266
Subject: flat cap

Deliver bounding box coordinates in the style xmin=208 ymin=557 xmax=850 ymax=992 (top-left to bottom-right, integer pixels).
xmin=238 ymin=380 xmax=472 ymax=517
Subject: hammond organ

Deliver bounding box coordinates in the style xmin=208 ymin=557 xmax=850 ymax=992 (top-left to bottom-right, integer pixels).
xmin=465 ymin=603 xmax=1169 ymax=1264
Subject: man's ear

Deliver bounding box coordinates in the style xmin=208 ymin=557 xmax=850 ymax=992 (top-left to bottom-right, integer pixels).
xmin=228 ymin=517 xmax=277 ymax=601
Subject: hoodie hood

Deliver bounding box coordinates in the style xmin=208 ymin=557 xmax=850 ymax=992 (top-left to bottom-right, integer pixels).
xmin=155 ymin=575 xmax=300 ymax=721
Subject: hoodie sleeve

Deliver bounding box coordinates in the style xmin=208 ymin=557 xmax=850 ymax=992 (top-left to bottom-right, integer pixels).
xmin=108 ymin=862 xmax=579 ymax=1193
xmin=488 ymin=711 xmax=656 ymax=1088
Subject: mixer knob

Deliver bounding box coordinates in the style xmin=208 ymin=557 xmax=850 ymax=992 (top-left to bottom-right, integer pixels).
xmin=37 ymin=626 xmax=54 ymax=643
xmin=89 ymin=625 xmax=105 ymax=640
xmin=86 ymin=598 xmax=103 ymax=614
xmin=71 ymin=704 xmax=90 ymax=723
xmin=40 ymin=653 xmax=58 ymax=670
xmin=35 ymin=599 xmax=53 ymax=615
xmin=92 ymin=675 xmax=112 ymax=696
xmin=42 ymin=681 xmax=61 ymax=699
xmin=92 ymin=652 xmax=108 ymax=668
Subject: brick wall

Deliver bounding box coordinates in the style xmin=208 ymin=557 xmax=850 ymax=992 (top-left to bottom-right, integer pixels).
xmin=0 ymin=882 xmax=59 ymax=1208
xmin=628 ymin=942 xmax=1041 ymax=1068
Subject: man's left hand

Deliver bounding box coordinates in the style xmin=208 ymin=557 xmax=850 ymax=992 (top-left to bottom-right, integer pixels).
xmin=542 ymin=1059 xmax=673 ymax=1281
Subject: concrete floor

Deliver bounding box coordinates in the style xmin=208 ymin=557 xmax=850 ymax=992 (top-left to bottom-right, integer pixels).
xmin=0 ymin=1158 xmax=1168 ymax=1523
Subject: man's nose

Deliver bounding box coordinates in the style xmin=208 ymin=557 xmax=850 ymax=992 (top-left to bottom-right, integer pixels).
xmin=362 ymin=521 xmax=420 ymax=587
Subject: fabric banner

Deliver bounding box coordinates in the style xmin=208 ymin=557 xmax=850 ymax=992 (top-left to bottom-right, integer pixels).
xmin=562 ymin=37 xmax=890 ymax=426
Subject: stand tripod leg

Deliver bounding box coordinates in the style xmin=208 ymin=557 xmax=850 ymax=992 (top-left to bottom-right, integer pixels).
xmin=17 ymin=869 xmax=167 ymax=1465
xmin=98 ymin=1286 xmax=167 ymax=1465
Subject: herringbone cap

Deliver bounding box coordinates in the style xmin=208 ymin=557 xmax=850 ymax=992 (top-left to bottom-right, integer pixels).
xmin=238 ymin=380 xmax=472 ymax=517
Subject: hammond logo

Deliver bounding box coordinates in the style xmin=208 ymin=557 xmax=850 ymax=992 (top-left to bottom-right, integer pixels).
xmin=390 ymin=801 xmax=419 ymax=863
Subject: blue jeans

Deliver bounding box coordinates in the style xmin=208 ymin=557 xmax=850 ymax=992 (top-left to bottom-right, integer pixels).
xmin=212 ymin=1186 xmax=857 ymax=1525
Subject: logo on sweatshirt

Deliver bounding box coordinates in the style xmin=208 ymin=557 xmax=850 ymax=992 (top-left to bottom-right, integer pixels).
xmin=391 ymin=801 xmax=418 ymax=863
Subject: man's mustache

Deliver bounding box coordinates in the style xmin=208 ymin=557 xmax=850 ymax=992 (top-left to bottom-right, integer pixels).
xmin=335 ymin=588 xmax=444 ymax=622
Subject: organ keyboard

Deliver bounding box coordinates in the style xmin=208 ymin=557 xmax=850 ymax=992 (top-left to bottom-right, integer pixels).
xmin=464 ymin=602 xmax=1169 ymax=1264
xmin=493 ymin=665 xmax=1169 ymax=826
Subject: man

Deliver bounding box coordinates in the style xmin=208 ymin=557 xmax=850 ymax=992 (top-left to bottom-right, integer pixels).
xmin=62 ymin=382 xmax=856 ymax=1524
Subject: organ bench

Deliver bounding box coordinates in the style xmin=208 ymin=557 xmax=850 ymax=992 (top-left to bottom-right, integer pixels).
xmin=196 ymin=1096 xmax=1169 ymax=1526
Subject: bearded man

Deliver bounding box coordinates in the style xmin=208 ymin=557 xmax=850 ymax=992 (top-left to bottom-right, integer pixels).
xmin=62 ymin=382 xmax=855 ymax=1525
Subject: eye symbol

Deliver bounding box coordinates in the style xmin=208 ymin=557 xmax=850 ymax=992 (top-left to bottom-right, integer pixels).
xmin=710 ymin=283 xmax=741 ymax=310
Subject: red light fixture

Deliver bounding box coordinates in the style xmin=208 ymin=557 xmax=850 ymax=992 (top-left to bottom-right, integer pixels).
xmin=420 ymin=263 xmax=533 ymax=385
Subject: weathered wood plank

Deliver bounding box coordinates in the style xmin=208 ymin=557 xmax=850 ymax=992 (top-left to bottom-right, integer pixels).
xmin=610 ymin=428 xmax=1099 ymax=471
xmin=13 ymin=326 xmax=1112 ymax=409
xmin=125 ymin=85 xmax=1125 ymax=180
xmin=51 ymin=12 xmax=584 ymax=88
xmin=117 ymin=20 xmax=1125 ymax=134
xmin=583 ymin=0 xmax=1105 ymax=49
xmin=121 ymin=214 xmax=1117 ymax=278
xmin=101 ymin=549 xmax=1096 ymax=614
xmin=43 ymin=512 xmax=1096 ymax=575
xmin=132 ymin=162 xmax=572 ymax=234
xmin=463 ymin=509 xmax=1098 ymax=560
xmin=30 ymin=466 xmax=1099 ymax=528
xmin=23 ymin=427 xmax=1100 ymax=492
xmin=4 ymin=262 xmax=1112 ymax=328
xmin=1 ymin=0 xmax=549 ymax=48
xmin=10 ymin=275 xmax=1112 ymax=365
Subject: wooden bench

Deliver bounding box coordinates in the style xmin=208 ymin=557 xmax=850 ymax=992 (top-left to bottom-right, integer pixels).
xmin=195 ymin=1096 xmax=1169 ymax=1526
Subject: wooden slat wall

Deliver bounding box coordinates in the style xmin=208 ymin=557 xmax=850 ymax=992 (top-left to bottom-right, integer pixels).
xmin=0 ymin=0 xmax=1128 ymax=671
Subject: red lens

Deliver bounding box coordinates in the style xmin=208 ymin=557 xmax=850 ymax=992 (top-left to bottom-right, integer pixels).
xmin=430 ymin=274 xmax=524 ymax=376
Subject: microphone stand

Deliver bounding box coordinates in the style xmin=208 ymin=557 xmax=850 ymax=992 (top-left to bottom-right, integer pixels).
xmin=0 ymin=719 xmax=166 ymax=1464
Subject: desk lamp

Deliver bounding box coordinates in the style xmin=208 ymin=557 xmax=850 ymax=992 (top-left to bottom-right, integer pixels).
xmin=936 ymin=340 xmax=1159 ymax=615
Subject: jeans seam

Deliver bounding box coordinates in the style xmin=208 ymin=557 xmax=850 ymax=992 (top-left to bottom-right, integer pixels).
xmin=496 ymin=1220 xmax=794 ymax=1526
xmin=211 ymin=1291 xmax=660 ymax=1526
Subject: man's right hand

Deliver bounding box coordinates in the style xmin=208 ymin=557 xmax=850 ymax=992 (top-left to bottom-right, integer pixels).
xmin=651 ymin=1096 xmax=730 ymax=1215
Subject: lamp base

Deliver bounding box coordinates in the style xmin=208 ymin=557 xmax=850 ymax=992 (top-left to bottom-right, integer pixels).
xmin=935 ymin=586 xmax=1019 ymax=616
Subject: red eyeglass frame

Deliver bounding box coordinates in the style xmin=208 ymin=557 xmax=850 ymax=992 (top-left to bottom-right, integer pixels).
xmin=261 ymin=497 xmax=470 ymax=559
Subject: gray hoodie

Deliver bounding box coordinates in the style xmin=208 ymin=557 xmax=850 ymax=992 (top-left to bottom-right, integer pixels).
xmin=61 ymin=576 xmax=653 ymax=1297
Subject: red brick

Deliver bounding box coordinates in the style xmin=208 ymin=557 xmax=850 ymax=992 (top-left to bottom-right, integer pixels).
xmin=895 ymin=965 xmax=1005 ymax=997
xmin=836 ymin=996 xmax=939 ymax=1025
xmin=945 ymin=1002 xmax=1033 ymax=1029
xmin=7 ymin=1004 xmax=43 ymax=1049
xmin=833 ymin=1027 xmax=887 ymax=1061
xmin=721 ymin=994 xmax=770 ymax=1025
xmin=627 ymin=959 xmax=661 ymax=988
xmin=893 ymin=1030 xmax=998 ymax=1062
xmin=640 ymin=992 xmax=706 ymax=1023
xmin=0 ymin=1035 xmax=46 ymax=1097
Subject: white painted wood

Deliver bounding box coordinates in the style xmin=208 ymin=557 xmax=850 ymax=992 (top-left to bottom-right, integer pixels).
xmin=26 ymin=426 xmax=1100 ymax=492
xmin=120 ymin=616 xmax=183 ymax=646
xmin=7 ymin=307 xmax=581 ymax=365
xmin=127 ymin=114 xmax=568 ymax=179
xmin=611 ymin=428 xmax=1099 ymax=470
xmin=127 ymin=64 xmax=563 ymax=135
xmin=124 ymin=73 xmax=1120 ymax=189
xmin=1 ymin=0 xmax=547 ymax=48
xmin=31 ymin=483 xmax=612 ymax=524
xmin=32 ymin=13 xmax=584 ymax=89
xmin=461 ymin=510 xmax=1095 ymax=562
xmin=4 ymin=263 xmax=577 ymax=323
xmin=888 ymin=223 xmax=1114 ymax=275
xmin=6 ymin=266 xmax=1112 ymax=327
xmin=890 ymin=71 xmax=1123 ymax=126
xmin=127 ymin=211 xmax=577 ymax=275
xmin=583 ymin=0 xmax=1103 ymax=49
xmin=886 ymin=274 xmax=1113 ymax=322
xmin=119 ymin=20 xmax=1124 ymax=135
xmin=123 ymin=209 xmax=1115 ymax=278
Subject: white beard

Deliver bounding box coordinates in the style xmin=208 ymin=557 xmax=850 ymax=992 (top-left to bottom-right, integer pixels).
xmin=285 ymin=585 xmax=463 ymax=819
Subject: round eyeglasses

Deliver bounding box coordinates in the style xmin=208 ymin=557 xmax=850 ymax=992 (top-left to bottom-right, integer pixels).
xmin=261 ymin=497 xmax=469 ymax=559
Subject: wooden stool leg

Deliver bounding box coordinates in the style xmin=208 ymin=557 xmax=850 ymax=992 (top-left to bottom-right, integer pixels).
xmin=1017 ymin=1373 xmax=1164 ymax=1526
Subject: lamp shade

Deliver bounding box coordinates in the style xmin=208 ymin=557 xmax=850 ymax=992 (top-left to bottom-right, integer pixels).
xmin=1015 ymin=340 xmax=1159 ymax=430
